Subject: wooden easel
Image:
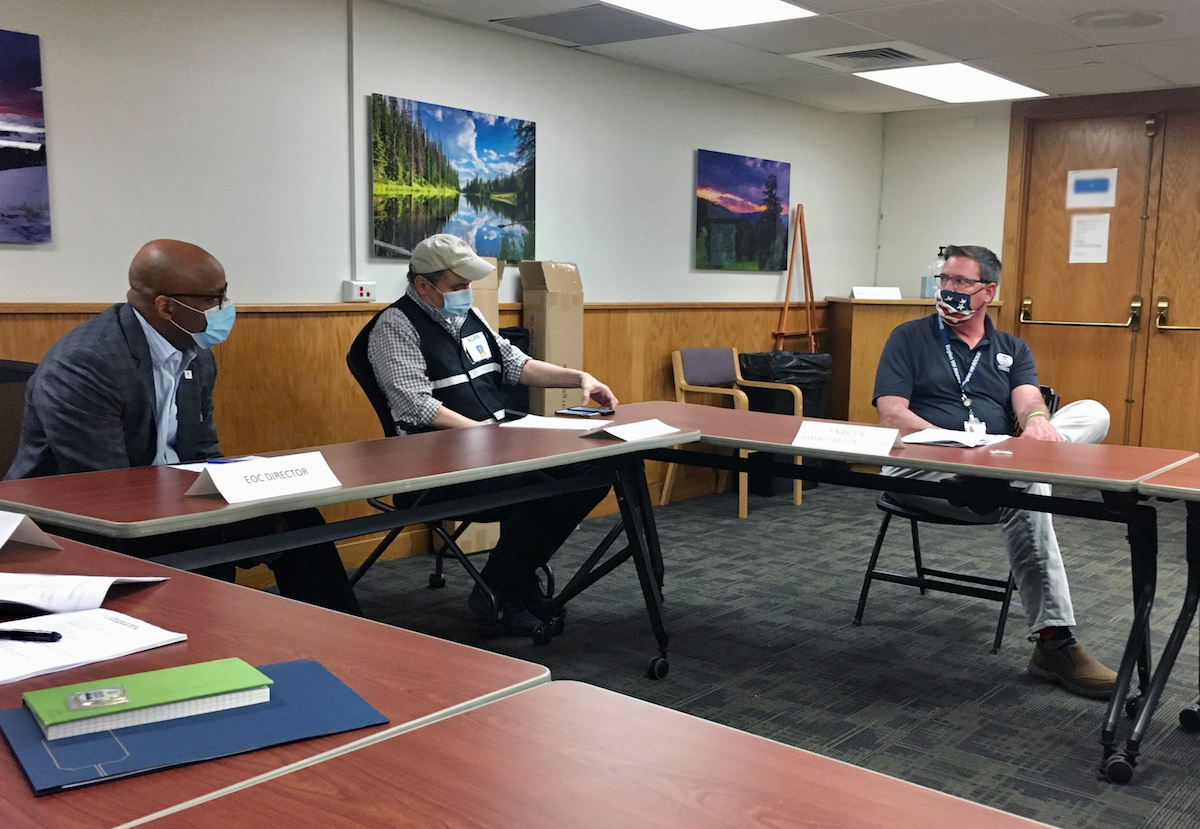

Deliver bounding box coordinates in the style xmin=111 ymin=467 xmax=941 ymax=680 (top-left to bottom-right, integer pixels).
xmin=772 ymin=204 xmax=822 ymax=353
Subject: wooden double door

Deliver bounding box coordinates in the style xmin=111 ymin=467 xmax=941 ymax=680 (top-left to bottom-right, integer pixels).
xmin=1002 ymin=91 xmax=1200 ymax=450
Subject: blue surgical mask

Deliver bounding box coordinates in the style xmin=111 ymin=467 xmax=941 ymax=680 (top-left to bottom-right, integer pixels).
xmin=170 ymin=299 xmax=237 ymax=348
xmin=438 ymin=287 xmax=473 ymax=318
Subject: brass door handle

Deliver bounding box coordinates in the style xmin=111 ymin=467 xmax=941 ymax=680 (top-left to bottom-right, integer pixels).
xmin=1155 ymin=296 xmax=1200 ymax=331
xmin=1020 ymin=295 xmax=1142 ymax=332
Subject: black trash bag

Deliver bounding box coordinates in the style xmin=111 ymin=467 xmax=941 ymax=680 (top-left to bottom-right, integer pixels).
xmin=738 ymin=351 xmax=833 ymax=495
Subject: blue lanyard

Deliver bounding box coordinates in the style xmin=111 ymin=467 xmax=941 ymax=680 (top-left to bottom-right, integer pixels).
xmin=937 ymin=316 xmax=982 ymax=410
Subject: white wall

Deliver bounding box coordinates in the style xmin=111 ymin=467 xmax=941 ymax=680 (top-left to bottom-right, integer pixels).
xmin=353 ymin=1 xmax=885 ymax=304
xmin=874 ymin=103 xmax=1012 ymax=297
xmin=0 ymin=0 xmax=886 ymax=305
xmin=0 ymin=0 xmax=351 ymax=303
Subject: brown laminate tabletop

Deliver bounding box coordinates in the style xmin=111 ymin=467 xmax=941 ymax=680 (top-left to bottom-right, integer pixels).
xmin=131 ymin=680 xmax=1056 ymax=829
xmin=0 ymin=537 xmax=549 ymax=829
xmin=0 ymin=423 xmax=698 ymax=538
xmin=615 ymin=401 xmax=1197 ymax=491
xmin=1139 ymin=457 xmax=1200 ymax=501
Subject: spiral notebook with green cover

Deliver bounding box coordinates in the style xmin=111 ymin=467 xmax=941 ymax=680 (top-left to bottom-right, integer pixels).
xmin=22 ymin=657 xmax=272 ymax=740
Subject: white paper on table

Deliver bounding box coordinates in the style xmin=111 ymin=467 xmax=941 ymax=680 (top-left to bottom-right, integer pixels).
xmin=0 ymin=608 xmax=186 ymax=685
xmin=901 ymin=429 xmax=1011 ymax=448
xmin=0 ymin=573 xmax=166 ymax=613
xmin=499 ymin=414 xmax=614 ymax=430
xmin=185 ymin=451 xmax=341 ymax=504
xmin=791 ymin=421 xmax=899 ymax=457
xmin=594 ymin=419 xmax=680 ymax=442
xmin=1068 ymin=213 xmax=1110 ymax=264
xmin=169 ymin=455 xmax=264 ymax=473
xmin=0 ymin=510 xmax=60 ymax=551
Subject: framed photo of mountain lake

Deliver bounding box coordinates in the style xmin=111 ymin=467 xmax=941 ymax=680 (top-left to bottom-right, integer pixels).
xmin=371 ymin=94 xmax=534 ymax=262
xmin=0 ymin=29 xmax=50 ymax=243
xmin=694 ymin=149 xmax=789 ymax=271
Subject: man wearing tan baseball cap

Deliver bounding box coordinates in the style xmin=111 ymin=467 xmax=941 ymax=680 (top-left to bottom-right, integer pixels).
xmin=360 ymin=234 xmax=617 ymax=636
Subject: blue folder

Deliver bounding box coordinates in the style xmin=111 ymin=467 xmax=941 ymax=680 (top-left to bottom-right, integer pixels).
xmin=0 ymin=658 xmax=388 ymax=795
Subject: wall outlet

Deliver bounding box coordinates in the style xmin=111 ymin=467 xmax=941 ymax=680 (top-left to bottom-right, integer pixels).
xmin=342 ymin=280 xmax=375 ymax=302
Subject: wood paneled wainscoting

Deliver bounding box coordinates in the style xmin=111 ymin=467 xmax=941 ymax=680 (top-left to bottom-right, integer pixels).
xmin=0 ymin=301 xmax=824 ymax=587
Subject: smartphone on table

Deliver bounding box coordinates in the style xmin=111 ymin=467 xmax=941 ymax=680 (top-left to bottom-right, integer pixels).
xmin=556 ymin=406 xmax=615 ymax=417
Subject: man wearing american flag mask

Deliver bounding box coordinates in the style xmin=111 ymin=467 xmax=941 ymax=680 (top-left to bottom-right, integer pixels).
xmin=872 ymin=245 xmax=1116 ymax=700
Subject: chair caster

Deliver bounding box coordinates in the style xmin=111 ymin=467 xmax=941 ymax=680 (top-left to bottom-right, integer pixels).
xmin=478 ymin=621 xmax=498 ymax=640
xmin=1101 ymin=753 xmax=1135 ymax=785
xmin=1179 ymin=703 xmax=1200 ymax=733
xmin=532 ymin=624 xmax=553 ymax=646
xmin=428 ymin=573 xmax=446 ymax=589
xmin=551 ymin=615 xmax=565 ymax=636
xmin=1125 ymin=695 xmax=1141 ymax=719
xmin=646 ymin=657 xmax=669 ymax=680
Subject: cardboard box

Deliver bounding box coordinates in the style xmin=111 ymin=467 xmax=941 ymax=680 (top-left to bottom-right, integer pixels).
xmin=474 ymin=257 xmax=502 ymax=331
xmin=519 ymin=261 xmax=585 ymax=415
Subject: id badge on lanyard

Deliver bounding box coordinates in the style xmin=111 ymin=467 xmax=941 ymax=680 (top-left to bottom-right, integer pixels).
xmin=938 ymin=317 xmax=985 ymax=434
xmin=964 ymin=412 xmax=986 ymax=434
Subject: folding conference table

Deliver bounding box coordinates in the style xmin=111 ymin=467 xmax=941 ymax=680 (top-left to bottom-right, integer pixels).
xmin=0 ymin=424 xmax=695 ymax=672
xmin=0 ymin=536 xmax=550 ymax=828
xmin=606 ymin=400 xmax=1197 ymax=782
xmin=128 ymin=681 xmax=1056 ymax=829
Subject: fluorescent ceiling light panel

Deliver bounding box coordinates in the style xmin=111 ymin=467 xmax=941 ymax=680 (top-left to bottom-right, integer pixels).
xmin=602 ymin=1 xmax=816 ymax=31
xmin=854 ymin=63 xmax=1046 ymax=103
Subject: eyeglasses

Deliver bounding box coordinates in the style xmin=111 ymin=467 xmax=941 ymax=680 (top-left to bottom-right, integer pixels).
xmin=168 ymin=291 xmax=229 ymax=310
xmin=938 ymin=274 xmax=987 ymax=291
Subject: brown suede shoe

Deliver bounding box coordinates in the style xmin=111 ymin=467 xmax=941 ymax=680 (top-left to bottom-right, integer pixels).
xmin=1028 ymin=640 xmax=1117 ymax=699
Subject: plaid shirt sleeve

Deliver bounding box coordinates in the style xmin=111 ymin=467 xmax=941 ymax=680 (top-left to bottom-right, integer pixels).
xmin=366 ymin=307 xmax=442 ymax=428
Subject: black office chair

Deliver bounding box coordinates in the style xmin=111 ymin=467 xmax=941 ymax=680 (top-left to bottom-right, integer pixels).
xmin=345 ymin=312 xmax=559 ymax=643
xmin=0 ymin=360 xmax=37 ymax=479
xmin=854 ymin=386 xmax=1060 ymax=654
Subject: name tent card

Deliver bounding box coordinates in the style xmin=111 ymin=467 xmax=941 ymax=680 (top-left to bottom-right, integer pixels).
xmin=185 ymin=452 xmax=342 ymax=504
xmin=791 ymin=421 xmax=899 ymax=458
xmin=0 ymin=510 xmax=60 ymax=551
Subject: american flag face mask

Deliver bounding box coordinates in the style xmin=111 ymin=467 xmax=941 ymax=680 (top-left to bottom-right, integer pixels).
xmin=935 ymin=288 xmax=978 ymax=326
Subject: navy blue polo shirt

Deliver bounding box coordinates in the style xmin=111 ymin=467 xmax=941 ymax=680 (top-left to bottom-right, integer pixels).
xmin=873 ymin=313 xmax=1039 ymax=435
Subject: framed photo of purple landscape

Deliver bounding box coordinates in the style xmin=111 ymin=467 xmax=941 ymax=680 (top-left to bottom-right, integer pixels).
xmin=695 ymin=149 xmax=789 ymax=272
xmin=0 ymin=28 xmax=50 ymax=244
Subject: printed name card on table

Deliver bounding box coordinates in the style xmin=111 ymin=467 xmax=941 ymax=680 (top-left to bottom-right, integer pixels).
xmin=185 ymin=452 xmax=342 ymax=504
xmin=791 ymin=421 xmax=900 ymax=458
xmin=0 ymin=510 xmax=60 ymax=551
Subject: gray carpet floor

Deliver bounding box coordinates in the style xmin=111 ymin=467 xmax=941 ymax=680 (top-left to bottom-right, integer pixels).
xmin=353 ymin=483 xmax=1200 ymax=829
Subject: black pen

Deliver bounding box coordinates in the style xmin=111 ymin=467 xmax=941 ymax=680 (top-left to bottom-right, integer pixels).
xmin=0 ymin=629 xmax=62 ymax=642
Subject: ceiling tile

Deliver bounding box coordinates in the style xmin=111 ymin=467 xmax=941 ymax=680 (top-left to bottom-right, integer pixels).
xmin=797 ymin=0 xmax=933 ymax=11
xmin=584 ymin=33 xmax=833 ymax=85
xmin=993 ymin=1 xmax=1200 ymax=47
xmin=971 ymin=47 xmax=1109 ymax=76
xmin=1101 ymin=38 xmax=1200 ymax=86
xmin=391 ymin=1 xmax=592 ymax=24
xmin=839 ymin=0 xmax=1093 ymax=60
xmin=740 ymin=73 xmax=942 ymax=112
xmin=495 ymin=5 xmax=689 ymax=46
xmin=988 ymin=62 xmax=1171 ymax=96
xmin=711 ymin=15 xmax=887 ymax=55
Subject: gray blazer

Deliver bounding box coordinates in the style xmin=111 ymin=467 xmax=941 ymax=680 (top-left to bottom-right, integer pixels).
xmin=5 ymin=303 xmax=220 ymax=479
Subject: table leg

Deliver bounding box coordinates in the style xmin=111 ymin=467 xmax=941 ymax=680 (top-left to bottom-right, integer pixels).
xmin=1102 ymin=500 xmax=1200 ymax=783
xmin=614 ymin=456 xmax=671 ymax=679
xmin=1099 ymin=503 xmax=1158 ymax=782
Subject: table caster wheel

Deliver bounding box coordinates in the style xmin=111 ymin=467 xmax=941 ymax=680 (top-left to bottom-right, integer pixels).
xmin=478 ymin=621 xmax=498 ymax=640
xmin=552 ymin=615 xmax=565 ymax=636
xmin=428 ymin=573 xmax=446 ymax=589
xmin=646 ymin=657 xmax=669 ymax=680
xmin=1125 ymin=696 xmax=1141 ymax=719
xmin=1102 ymin=753 xmax=1134 ymax=785
xmin=1179 ymin=704 xmax=1200 ymax=733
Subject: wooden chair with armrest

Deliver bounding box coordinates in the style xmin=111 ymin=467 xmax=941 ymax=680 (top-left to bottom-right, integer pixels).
xmin=659 ymin=347 xmax=804 ymax=518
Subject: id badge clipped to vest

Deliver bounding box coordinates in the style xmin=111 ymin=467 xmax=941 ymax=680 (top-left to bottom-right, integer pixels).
xmin=461 ymin=331 xmax=492 ymax=364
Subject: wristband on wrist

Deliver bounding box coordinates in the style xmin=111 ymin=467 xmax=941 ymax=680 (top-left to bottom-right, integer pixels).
xmin=1024 ymin=410 xmax=1048 ymax=426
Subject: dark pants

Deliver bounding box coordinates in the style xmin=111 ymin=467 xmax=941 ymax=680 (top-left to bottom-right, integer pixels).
xmin=72 ymin=508 xmax=362 ymax=616
xmin=405 ymin=462 xmax=610 ymax=593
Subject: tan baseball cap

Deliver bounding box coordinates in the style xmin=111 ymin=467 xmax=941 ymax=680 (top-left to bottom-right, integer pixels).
xmin=409 ymin=234 xmax=495 ymax=281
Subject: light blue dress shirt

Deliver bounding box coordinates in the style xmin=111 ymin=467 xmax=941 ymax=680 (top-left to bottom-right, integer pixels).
xmin=133 ymin=309 xmax=197 ymax=465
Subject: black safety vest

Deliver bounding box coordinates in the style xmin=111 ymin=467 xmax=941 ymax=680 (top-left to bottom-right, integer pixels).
xmin=395 ymin=295 xmax=506 ymax=434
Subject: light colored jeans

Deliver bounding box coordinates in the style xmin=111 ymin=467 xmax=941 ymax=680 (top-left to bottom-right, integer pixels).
xmin=882 ymin=400 xmax=1111 ymax=634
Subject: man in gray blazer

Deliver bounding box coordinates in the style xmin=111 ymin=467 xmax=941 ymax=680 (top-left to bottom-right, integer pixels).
xmin=6 ymin=239 xmax=360 ymax=614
